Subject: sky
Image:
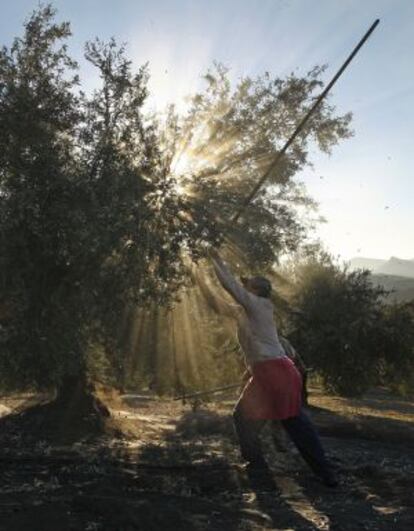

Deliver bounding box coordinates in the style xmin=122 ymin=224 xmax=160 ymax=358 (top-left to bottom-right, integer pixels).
xmin=1 ymin=0 xmax=413 ymax=261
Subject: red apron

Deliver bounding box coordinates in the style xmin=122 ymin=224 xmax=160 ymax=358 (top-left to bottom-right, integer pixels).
xmin=238 ymin=357 xmax=302 ymax=420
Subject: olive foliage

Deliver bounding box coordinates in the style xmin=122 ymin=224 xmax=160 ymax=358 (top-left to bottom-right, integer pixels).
xmin=0 ymin=6 xmax=353 ymax=392
xmin=287 ymin=254 xmax=414 ymax=396
xmin=0 ymin=7 xmax=217 ymax=390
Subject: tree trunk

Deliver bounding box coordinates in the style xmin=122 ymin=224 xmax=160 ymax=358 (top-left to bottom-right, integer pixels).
xmin=46 ymin=373 xmax=111 ymax=441
xmin=0 ymin=373 xmax=112 ymax=444
xmin=56 ymin=373 xmax=110 ymax=416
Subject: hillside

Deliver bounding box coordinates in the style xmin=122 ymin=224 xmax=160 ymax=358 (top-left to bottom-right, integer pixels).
xmin=350 ymin=257 xmax=414 ymax=278
xmin=372 ymin=274 xmax=414 ymax=303
xmin=377 ymin=257 xmax=414 ymax=278
xmin=349 ymin=257 xmax=387 ymax=271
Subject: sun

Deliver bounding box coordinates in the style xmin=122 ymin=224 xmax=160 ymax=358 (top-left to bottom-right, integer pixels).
xmin=170 ymin=148 xmax=211 ymax=196
xmin=172 ymin=152 xmax=193 ymax=176
xmin=169 ymin=121 xmax=224 ymax=197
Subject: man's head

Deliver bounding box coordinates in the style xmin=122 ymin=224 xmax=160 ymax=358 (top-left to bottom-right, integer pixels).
xmin=241 ymin=276 xmax=272 ymax=298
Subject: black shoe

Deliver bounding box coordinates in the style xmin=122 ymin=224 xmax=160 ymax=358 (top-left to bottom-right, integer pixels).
xmin=244 ymin=461 xmax=275 ymax=491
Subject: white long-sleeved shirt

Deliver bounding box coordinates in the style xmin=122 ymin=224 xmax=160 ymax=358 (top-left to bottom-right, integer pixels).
xmin=212 ymin=256 xmax=285 ymax=368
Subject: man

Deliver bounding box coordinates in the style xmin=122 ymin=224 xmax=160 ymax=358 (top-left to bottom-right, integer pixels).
xmin=209 ymin=249 xmax=337 ymax=487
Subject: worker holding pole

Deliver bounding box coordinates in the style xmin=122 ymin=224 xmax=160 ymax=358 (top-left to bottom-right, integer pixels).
xmin=205 ymin=19 xmax=380 ymax=485
xmin=183 ymin=18 xmax=380 ymax=487
xmin=208 ymin=248 xmax=338 ymax=487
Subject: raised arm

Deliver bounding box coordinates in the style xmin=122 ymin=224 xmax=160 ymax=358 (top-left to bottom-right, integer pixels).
xmin=192 ymin=264 xmax=239 ymax=319
xmin=210 ymin=253 xmax=254 ymax=311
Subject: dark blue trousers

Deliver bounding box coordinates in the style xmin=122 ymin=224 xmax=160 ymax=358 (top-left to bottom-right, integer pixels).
xmin=233 ymin=404 xmax=334 ymax=481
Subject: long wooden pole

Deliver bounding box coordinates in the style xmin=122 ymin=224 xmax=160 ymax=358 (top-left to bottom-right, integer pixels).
xmin=232 ymin=19 xmax=380 ymax=223
xmin=180 ymin=21 xmax=380 ymax=402
xmin=174 ymin=383 xmax=240 ymax=401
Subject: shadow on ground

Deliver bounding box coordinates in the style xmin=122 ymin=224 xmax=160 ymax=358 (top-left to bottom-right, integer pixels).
xmin=0 ymin=389 xmax=413 ymax=530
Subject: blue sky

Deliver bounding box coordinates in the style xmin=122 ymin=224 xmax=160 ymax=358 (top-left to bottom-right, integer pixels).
xmin=2 ymin=1 xmax=413 ymax=260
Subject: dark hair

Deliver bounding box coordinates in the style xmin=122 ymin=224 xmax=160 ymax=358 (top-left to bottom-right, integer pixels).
xmin=244 ymin=276 xmax=272 ymax=298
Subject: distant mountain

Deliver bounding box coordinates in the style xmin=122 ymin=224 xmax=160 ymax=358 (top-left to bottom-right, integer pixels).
xmin=349 ymin=256 xmax=414 ymax=279
xmin=349 ymin=257 xmax=414 ymax=301
xmin=372 ymin=274 xmax=414 ymax=303
xmin=377 ymin=257 xmax=414 ymax=278
xmin=349 ymin=257 xmax=387 ymax=271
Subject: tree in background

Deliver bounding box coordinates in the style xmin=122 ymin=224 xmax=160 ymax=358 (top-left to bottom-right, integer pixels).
xmin=0 ymin=6 xmax=219 ymax=412
xmin=380 ymin=301 xmax=414 ymax=396
xmin=286 ymin=251 xmax=414 ymax=397
xmin=0 ymin=5 xmax=355 ymax=410
xmin=0 ymin=6 xmax=83 ymax=393
xmin=162 ymin=63 xmax=352 ymax=270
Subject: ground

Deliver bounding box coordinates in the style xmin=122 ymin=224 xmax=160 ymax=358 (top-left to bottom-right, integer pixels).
xmin=0 ymin=386 xmax=413 ymax=530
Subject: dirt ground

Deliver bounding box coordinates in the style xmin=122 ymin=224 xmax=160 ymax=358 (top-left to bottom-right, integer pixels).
xmin=0 ymin=386 xmax=413 ymax=530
